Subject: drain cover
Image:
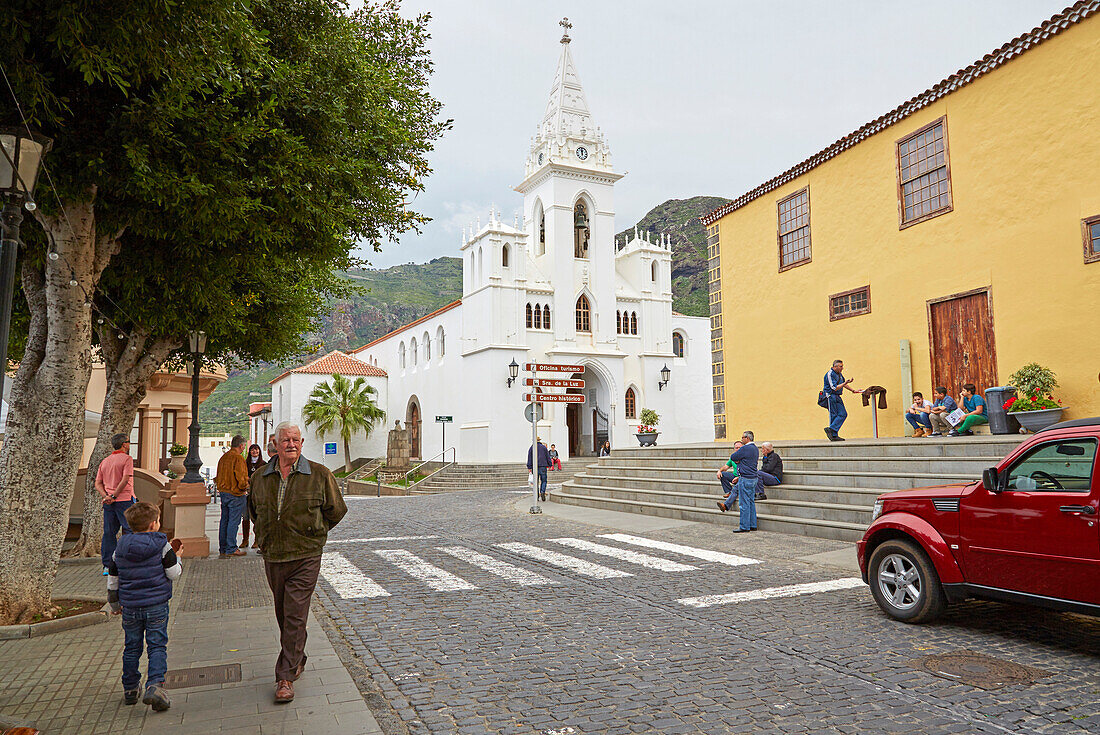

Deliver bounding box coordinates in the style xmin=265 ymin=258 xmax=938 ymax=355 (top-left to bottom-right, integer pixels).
xmin=163 ymin=663 xmax=242 ymax=689
xmin=913 ymin=650 xmax=1049 ymax=690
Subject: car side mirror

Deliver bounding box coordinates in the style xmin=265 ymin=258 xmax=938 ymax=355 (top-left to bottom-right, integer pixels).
xmin=983 ymin=467 xmax=1001 ymax=493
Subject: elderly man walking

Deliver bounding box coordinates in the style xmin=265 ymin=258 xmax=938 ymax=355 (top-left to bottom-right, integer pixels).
xmin=249 ymin=422 xmax=346 ymax=704
xmin=96 ymin=433 xmax=136 ymax=574
xmin=215 ymin=435 xmax=250 ymax=558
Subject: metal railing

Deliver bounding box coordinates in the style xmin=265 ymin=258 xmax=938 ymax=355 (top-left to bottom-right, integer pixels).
xmin=404 ymin=447 xmax=457 ymax=494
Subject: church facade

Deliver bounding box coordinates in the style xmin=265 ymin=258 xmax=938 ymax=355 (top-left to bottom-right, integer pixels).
xmin=269 ymin=24 xmax=711 ymax=468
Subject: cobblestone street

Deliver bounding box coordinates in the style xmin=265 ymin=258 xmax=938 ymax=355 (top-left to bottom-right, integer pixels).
xmin=316 ymin=489 xmax=1100 ymax=735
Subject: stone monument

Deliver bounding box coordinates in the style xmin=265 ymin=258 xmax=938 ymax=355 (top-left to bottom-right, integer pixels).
xmin=381 ymin=420 xmax=411 ymax=482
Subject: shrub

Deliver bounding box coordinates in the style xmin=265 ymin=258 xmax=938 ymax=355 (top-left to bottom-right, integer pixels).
xmin=169 ymin=443 xmax=188 ymax=456
xmin=637 ymin=408 xmax=660 ymax=433
xmin=1007 ymin=363 xmax=1058 ymax=399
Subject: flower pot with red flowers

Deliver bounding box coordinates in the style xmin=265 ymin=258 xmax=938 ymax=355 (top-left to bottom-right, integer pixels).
xmin=1005 ymin=363 xmax=1065 ymax=432
xmin=635 ymin=408 xmax=660 ymax=447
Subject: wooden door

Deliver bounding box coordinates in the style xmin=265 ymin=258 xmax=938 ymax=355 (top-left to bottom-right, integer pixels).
xmin=406 ymin=402 xmax=421 ymax=459
xmin=928 ymin=290 xmax=998 ymax=395
xmin=567 ymin=404 xmax=580 ymax=457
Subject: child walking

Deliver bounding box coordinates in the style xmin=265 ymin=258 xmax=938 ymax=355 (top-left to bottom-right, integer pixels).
xmin=107 ymin=501 xmax=183 ymax=711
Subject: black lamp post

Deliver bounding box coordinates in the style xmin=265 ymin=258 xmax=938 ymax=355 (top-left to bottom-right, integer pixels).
xmin=182 ymin=330 xmax=207 ymax=484
xmin=507 ymin=358 xmax=520 ymax=387
xmin=658 ymin=364 xmax=671 ymax=391
xmin=0 ymin=128 xmax=53 ymax=403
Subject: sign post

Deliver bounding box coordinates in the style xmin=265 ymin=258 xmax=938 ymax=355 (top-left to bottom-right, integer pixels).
xmin=435 ymin=415 xmax=452 ymax=460
xmin=523 ymin=363 xmax=584 ymax=515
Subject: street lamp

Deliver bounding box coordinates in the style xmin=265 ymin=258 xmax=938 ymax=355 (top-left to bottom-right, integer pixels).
xmin=507 ymin=358 xmax=520 ymax=387
xmin=0 ymin=128 xmax=53 ymax=403
xmin=658 ymin=363 xmax=671 ymax=391
xmin=182 ymin=330 xmax=207 ymax=484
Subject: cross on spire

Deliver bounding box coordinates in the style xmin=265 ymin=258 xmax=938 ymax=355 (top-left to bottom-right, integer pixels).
xmin=559 ymin=17 xmax=572 ymax=44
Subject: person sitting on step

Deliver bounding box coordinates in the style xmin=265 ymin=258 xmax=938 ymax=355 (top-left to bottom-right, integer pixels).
xmin=905 ymin=391 xmax=934 ymax=437
xmin=949 ymin=383 xmax=988 ymax=436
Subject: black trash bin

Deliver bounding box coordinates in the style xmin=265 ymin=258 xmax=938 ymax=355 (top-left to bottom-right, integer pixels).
xmin=984 ymin=386 xmax=1021 ymax=435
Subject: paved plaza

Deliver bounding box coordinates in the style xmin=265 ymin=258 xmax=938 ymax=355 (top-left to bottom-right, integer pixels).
xmin=315 ymin=488 xmax=1100 ymax=735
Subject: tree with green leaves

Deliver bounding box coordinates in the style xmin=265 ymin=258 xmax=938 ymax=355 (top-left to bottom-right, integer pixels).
xmin=302 ymin=374 xmax=386 ymax=474
xmin=0 ymin=0 xmax=447 ymax=623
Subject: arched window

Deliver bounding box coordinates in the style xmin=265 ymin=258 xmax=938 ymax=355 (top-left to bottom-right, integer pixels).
xmin=423 ymin=333 xmax=431 ymax=361
xmin=574 ymin=201 xmax=590 ymax=259
xmin=576 ymin=295 xmax=591 ymax=333
xmin=477 ymin=247 xmax=483 ymax=284
xmin=410 ymin=337 xmax=418 ymax=365
xmin=399 ymin=342 xmax=406 ymax=369
xmin=630 ymin=312 xmax=638 ymax=335
xmin=526 ymin=303 xmax=533 ymax=328
xmin=672 ymin=332 xmax=685 ymax=358
xmin=616 ymin=310 xmax=621 ymax=334
xmin=437 ymin=326 xmax=445 ymax=357
xmin=533 ymin=302 xmax=542 ymax=329
xmin=543 ymin=305 xmax=551 ymax=330
xmin=625 ymin=388 xmax=636 ymax=419
xmin=502 ymin=244 xmax=510 ymax=268
xmin=651 ymin=261 xmax=658 ymax=282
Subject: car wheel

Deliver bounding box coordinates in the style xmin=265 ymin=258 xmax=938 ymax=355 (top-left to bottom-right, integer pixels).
xmin=868 ymin=539 xmax=946 ymax=623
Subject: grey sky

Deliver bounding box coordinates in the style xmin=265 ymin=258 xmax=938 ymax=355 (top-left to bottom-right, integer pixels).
xmin=362 ymin=0 xmax=1071 ymax=267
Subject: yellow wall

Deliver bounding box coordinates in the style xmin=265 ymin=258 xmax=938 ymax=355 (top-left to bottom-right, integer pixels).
xmin=715 ymin=16 xmax=1100 ymax=440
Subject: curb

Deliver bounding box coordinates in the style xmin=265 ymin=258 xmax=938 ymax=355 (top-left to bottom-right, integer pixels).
xmin=0 ymin=597 xmax=110 ymax=640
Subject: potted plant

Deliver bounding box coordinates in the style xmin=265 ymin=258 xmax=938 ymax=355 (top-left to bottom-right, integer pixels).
xmin=1004 ymin=362 xmax=1065 ymax=432
xmin=168 ymin=442 xmax=188 ymax=477
xmin=635 ymin=408 xmax=660 ymax=447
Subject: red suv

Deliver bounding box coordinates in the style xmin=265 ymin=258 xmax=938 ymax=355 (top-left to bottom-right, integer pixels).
xmin=857 ymin=418 xmax=1100 ymax=623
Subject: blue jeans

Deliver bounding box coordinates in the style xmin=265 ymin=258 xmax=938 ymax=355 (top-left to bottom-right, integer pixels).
xmin=121 ymin=602 xmax=170 ymax=691
xmin=719 ymin=471 xmax=739 ymax=505
xmin=102 ymin=499 xmax=135 ymax=568
xmin=218 ymin=493 xmax=247 ymax=554
xmin=905 ymin=412 xmax=933 ymax=431
xmin=537 ymin=467 xmax=548 ymax=495
xmin=759 ymin=472 xmax=780 ymax=487
xmin=827 ymin=396 xmax=847 ymax=434
xmin=737 ymin=477 xmax=758 ymax=530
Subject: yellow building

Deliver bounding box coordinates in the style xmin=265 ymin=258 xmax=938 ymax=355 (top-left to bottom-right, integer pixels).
xmin=703 ymin=2 xmax=1100 ymax=441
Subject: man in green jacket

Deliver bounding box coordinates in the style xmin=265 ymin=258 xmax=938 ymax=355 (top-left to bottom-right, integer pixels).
xmin=249 ymin=421 xmax=347 ymax=704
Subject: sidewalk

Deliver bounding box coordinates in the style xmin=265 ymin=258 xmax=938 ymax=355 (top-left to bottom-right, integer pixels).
xmin=0 ymin=503 xmax=382 ymax=735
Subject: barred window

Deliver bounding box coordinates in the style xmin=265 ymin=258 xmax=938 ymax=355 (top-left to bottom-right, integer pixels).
xmin=1084 ymin=215 xmax=1100 ymax=264
xmin=616 ymin=310 xmax=622 ymax=334
xmin=543 ymin=305 xmax=551 ymax=329
xmin=630 ymin=312 xmax=638 ymax=335
xmin=897 ymin=118 xmax=952 ymax=227
xmin=533 ymin=303 xmax=542 ymax=329
xmin=576 ymin=295 xmax=591 ymax=333
xmin=829 ymin=286 xmax=871 ymax=321
xmin=778 ymin=188 xmax=811 ymax=270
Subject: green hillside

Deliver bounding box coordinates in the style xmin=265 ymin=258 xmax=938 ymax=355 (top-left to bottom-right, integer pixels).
xmin=201 ymin=196 xmax=726 ymax=435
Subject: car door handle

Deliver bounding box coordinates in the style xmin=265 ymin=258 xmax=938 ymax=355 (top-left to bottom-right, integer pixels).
xmin=1059 ymin=505 xmax=1096 ymax=515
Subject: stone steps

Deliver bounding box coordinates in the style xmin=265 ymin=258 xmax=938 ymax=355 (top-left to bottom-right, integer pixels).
xmin=555 ymin=436 xmax=1026 ymax=542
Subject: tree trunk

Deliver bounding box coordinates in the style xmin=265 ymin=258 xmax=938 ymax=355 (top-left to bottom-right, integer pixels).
xmin=63 ymin=328 xmax=179 ymax=558
xmin=0 ymin=195 xmax=121 ymax=625
xmin=343 ymin=439 xmax=352 ymax=475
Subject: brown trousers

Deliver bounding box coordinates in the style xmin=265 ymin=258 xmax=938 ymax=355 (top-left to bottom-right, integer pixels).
xmin=263 ymin=555 xmax=321 ymax=682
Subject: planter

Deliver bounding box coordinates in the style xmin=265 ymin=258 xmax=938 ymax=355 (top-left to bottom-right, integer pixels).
xmin=1011 ymin=407 xmax=1064 ymax=433
xmin=168 ymin=454 xmax=186 ymax=477
xmin=635 ymin=432 xmax=659 ymax=447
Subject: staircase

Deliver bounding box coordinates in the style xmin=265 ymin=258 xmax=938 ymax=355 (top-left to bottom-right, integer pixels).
xmin=553 ymin=436 xmax=1026 ymax=542
xmin=411 ymin=461 xmax=592 ymax=495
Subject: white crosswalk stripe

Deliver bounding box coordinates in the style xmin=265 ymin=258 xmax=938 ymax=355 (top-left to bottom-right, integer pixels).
xmin=320 ymin=552 xmax=391 ymax=599
xmin=437 ymin=546 xmax=555 ymax=586
xmin=374 ymin=549 xmax=477 ymax=591
xmin=496 ymin=542 xmax=633 ymax=579
xmin=328 ymin=535 xmax=440 ymax=544
xmin=676 ymin=578 xmax=865 ymax=608
xmin=548 ymin=537 xmax=698 ymax=572
xmin=597 ymin=533 xmax=761 ymax=568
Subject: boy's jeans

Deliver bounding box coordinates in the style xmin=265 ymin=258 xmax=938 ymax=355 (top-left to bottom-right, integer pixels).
xmin=121 ymin=602 xmax=170 ymax=691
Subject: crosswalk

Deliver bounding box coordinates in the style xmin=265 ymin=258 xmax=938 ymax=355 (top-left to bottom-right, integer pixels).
xmin=319 ymin=533 xmax=862 ymax=608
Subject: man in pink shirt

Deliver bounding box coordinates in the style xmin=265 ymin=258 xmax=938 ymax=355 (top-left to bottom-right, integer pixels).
xmin=97 ymin=433 xmax=136 ymax=573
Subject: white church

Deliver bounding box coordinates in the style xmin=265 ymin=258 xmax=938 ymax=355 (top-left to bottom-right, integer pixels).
xmin=265 ymin=21 xmax=712 ymax=469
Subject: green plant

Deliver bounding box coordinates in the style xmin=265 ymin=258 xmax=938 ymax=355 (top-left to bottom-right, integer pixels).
xmin=1005 ymin=395 xmax=1059 ymax=412
xmin=637 ymin=408 xmax=660 ymax=433
xmin=1007 ymin=363 xmax=1059 ymax=399
xmin=302 ymin=374 xmax=386 ymax=474
xmin=169 ymin=443 xmax=188 ymax=456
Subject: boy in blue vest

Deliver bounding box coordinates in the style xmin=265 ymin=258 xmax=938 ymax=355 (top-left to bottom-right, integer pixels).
xmin=107 ymin=501 xmax=183 ymax=711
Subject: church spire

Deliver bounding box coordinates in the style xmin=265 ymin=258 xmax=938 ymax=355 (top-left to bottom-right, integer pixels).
xmin=540 ymin=18 xmax=595 ymax=140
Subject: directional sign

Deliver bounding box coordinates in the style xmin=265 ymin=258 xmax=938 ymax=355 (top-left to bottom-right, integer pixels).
xmin=524 ymin=393 xmax=586 ymax=404
xmin=525 ymin=363 xmax=584 ymax=374
xmin=525 ymin=378 xmax=585 ymax=388
xmin=435 ymin=415 xmax=453 ymax=423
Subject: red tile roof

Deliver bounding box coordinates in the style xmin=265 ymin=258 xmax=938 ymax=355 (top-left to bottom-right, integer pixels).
xmin=350 ymin=299 xmax=462 ymax=354
xmin=270 ymin=351 xmax=388 ymax=384
xmin=248 ymin=402 xmax=271 ymax=416
xmin=701 ymin=1 xmax=1099 ymax=225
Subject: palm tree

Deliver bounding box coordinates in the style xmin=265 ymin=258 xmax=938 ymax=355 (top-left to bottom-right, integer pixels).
xmin=302 ymin=374 xmax=386 ymax=474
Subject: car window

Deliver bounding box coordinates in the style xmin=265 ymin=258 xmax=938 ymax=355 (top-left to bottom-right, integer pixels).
xmin=1004 ymin=438 xmax=1096 ymax=493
